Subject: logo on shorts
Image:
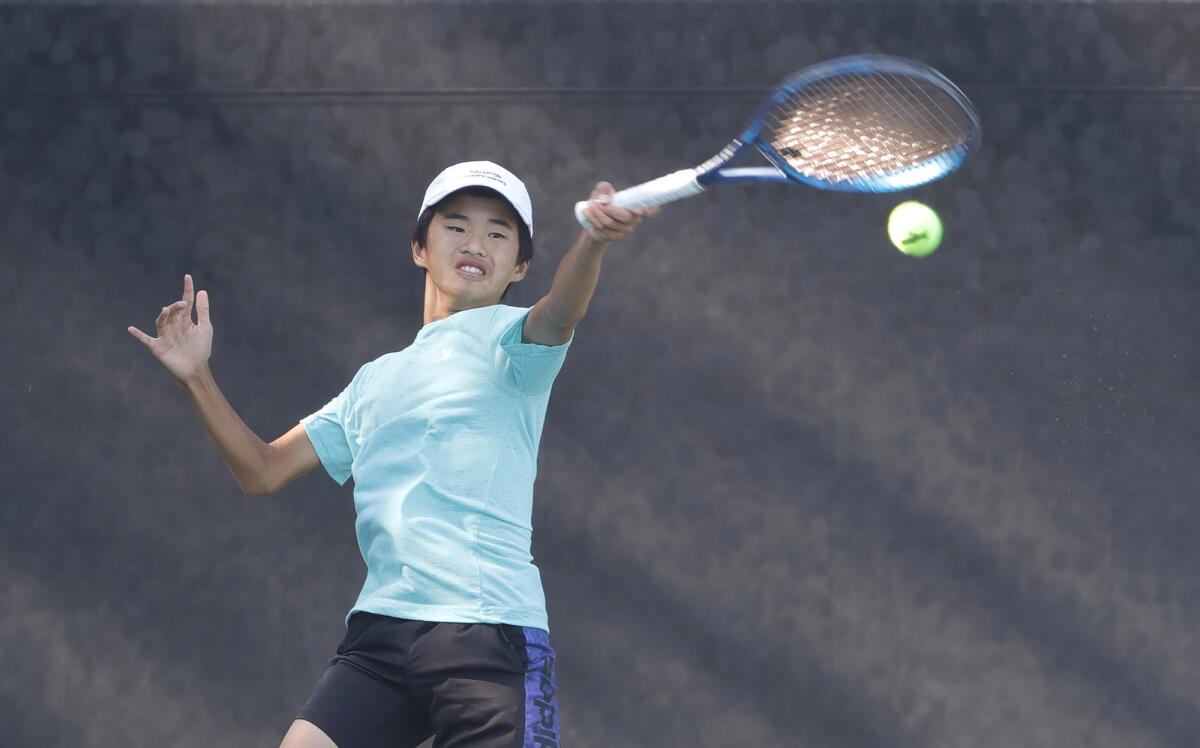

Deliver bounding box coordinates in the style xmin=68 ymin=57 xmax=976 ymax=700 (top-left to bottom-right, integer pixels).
xmin=531 ymin=657 xmax=558 ymax=747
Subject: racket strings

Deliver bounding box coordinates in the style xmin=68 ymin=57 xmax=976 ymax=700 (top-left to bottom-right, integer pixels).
xmin=765 ymin=71 xmax=974 ymax=187
xmin=776 ymin=74 xmax=958 ymax=161
xmin=772 ymin=80 xmax=951 ymax=177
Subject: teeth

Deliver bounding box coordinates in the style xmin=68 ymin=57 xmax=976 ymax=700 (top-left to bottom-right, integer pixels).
xmin=458 ymin=265 xmax=483 ymax=275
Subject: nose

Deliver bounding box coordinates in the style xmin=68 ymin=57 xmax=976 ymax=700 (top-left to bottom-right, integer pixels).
xmin=460 ymin=232 xmax=486 ymax=255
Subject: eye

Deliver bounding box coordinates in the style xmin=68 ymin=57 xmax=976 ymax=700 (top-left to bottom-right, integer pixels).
xmin=446 ymin=225 xmax=465 ymax=233
xmin=489 ymin=232 xmax=509 ymax=240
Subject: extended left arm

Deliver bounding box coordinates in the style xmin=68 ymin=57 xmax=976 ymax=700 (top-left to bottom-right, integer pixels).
xmin=523 ymin=182 xmax=657 ymax=346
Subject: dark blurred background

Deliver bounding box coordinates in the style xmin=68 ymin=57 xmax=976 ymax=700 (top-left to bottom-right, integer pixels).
xmin=2 ymin=2 xmax=1197 ymax=747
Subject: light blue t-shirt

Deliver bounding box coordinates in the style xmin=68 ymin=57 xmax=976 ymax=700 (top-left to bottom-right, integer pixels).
xmin=300 ymin=304 xmax=573 ymax=632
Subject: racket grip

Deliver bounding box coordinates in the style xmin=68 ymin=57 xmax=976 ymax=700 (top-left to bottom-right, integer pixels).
xmin=575 ymin=169 xmax=704 ymax=229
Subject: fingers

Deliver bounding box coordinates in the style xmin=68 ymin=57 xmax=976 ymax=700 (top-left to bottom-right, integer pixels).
xmin=195 ymin=288 xmax=210 ymax=327
xmin=583 ymin=209 xmax=633 ymax=242
xmin=590 ymin=181 xmax=615 ymax=201
xmin=183 ymin=273 xmax=194 ymax=312
xmin=179 ymin=273 xmax=211 ymax=328
xmin=127 ymin=325 xmax=154 ymax=347
xmin=581 ymin=205 xmax=615 ymax=241
xmin=587 ymin=200 xmax=639 ymax=227
xmin=133 ymin=275 xmax=206 ymax=345
xmin=582 ymin=199 xmax=650 ymax=242
xmin=582 ymin=182 xmax=661 ymax=242
xmin=588 ymin=183 xmax=659 ymax=218
xmin=164 ymin=274 xmax=200 ymax=327
xmin=155 ymin=298 xmax=190 ymax=333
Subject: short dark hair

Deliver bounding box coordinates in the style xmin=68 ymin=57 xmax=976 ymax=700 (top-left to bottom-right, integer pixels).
xmin=410 ymin=186 xmax=534 ymax=302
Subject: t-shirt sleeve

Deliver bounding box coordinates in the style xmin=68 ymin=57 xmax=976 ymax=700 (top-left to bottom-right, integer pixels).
xmin=299 ymin=363 xmax=368 ymax=486
xmin=493 ymin=306 xmax=574 ymax=397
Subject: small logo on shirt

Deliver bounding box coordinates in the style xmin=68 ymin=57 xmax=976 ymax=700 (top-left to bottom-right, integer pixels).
xmin=439 ymin=347 xmax=455 ymax=361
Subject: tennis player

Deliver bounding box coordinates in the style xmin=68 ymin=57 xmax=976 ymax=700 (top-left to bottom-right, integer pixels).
xmin=128 ymin=161 xmax=656 ymax=748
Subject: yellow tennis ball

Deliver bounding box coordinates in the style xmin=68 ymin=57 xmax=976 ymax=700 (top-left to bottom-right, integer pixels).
xmin=888 ymin=201 xmax=943 ymax=257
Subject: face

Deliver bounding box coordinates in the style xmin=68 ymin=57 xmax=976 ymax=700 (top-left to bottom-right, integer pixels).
xmin=412 ymin=193 xmax=529 ymax=309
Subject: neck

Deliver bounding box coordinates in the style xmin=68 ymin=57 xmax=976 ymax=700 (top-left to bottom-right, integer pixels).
xmin=422 ymin=273 xmax=441 ymax=325
xmin=422 ymin=274 xmax=496 ymax=325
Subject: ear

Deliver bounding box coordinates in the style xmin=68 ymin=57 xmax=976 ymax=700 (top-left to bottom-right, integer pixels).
xmin=510 ymin=258 xmax=530 ymax=283
xmin=412 ymin=238 xmax=428 ymax=269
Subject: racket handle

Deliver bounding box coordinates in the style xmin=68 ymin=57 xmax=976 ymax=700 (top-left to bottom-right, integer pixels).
xmin=574 ymin=168 xmax=704 ymax=229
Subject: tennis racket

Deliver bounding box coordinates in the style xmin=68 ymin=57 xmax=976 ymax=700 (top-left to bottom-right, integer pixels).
xmin=575 ymin=54 xmax=981 ymax=228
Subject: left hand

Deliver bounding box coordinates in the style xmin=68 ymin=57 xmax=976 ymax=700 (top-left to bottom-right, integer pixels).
xmin=580 ymin=182 xmax=661 ymax=244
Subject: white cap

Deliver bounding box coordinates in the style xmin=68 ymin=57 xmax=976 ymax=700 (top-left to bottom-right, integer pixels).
xmin=418 ymin=161 xmax=533 ymax=237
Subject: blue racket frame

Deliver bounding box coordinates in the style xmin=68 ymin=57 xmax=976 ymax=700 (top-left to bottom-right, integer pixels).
xmin=695 ymin=54 xmax=983 ymax=193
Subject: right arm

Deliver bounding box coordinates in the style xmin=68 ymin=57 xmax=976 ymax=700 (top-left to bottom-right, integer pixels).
xmin=130 ymin=274 xmax=321 ymax=496
xmin=180 ymin=366 xmax=321 ymax=496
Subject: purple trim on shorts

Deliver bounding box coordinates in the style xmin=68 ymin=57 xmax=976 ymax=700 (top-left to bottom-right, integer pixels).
xmin=521 ymin=626 xmax=560 ymax=747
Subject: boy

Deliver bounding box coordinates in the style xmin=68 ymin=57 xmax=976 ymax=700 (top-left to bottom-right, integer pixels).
xmin=128 ymin=161 xmax=656 ymax=748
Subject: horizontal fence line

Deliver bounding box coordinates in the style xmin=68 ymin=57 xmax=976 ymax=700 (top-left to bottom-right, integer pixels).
xmin=0 ymin=0 xmax=1186 ymax=5
xmin=0 ymin=85 xmax=1198 ymax=103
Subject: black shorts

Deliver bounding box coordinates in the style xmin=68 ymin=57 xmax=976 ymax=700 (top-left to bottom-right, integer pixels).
xmin=296 ymin=611 xmax=560 ymax=748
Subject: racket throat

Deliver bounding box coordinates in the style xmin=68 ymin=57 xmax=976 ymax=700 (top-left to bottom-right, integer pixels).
xmin=694 ymin=139 xmax=744 ymax=182
xmin=707 ymin=167 xmax=790 ymax=185
xmin=695 ymin=139 xmax=789 ymax=186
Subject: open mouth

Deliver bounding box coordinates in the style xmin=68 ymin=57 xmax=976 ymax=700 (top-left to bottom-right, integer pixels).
xmin=455 ymin=262 xmax=487 ymax=280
